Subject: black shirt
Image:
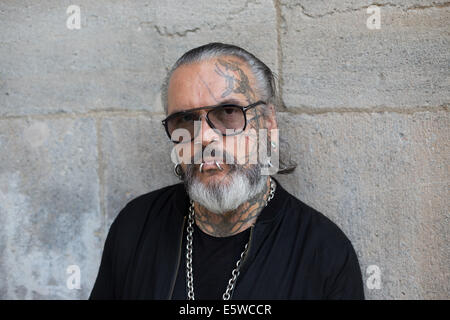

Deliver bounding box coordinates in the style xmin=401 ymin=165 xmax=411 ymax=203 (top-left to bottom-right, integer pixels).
xmin=90 ymin=177 xmax=365 ymax=299
xmin=171 ymin=222 xmax=251 ymax=300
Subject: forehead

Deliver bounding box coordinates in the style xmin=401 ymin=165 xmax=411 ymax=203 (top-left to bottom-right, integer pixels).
xmin=167 ymin=56 xmax=257 ymax=114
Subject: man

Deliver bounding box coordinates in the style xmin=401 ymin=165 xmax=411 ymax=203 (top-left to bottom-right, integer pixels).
xmin=90 ymin=42 xmax=364 ymax=300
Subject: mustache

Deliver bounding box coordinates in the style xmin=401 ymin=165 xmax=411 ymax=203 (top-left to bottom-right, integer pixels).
xmin=186 ymin=143 xmax=258 ymax=164
xmin=188 ymin=147 xmax=233 ymax=164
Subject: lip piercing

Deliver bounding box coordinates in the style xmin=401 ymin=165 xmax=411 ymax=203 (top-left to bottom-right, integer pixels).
xmin=199 ymin=161 xmax=223 ymax=173
xmin=215 ymin=160 xmax=224 ymax=171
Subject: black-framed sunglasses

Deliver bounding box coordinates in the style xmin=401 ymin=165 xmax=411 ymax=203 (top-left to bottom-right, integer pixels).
xmin=162 ymin=100 xmax=266 ymax=143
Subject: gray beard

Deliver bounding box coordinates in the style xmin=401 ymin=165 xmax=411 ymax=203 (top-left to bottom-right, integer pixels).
xmin=182 ymin=164 xmax=266 ymax=214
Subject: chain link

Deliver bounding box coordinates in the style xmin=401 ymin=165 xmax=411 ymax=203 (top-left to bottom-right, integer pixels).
xmin=186 ymin=177 xmax=276 ymax=300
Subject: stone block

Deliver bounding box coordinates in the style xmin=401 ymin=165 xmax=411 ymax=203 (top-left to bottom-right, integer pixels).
xmin=275 ymin=110 xmax=449 ymax=298
xmin=0 ymin=117 xmax=102 ymax=299
xmin=280 ymin=0 xmax=450 ymax=109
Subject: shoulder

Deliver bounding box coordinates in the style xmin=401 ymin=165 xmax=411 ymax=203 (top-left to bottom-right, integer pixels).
xmin=286 ymin=193 xmax=362 ymax=285
xmin=282 ymin=190 xmax=355 ymax=257
xmin=283 ymin=194 xmax=362 ymax=288
xmin=111 ymin=182 xmax=185 ymax=235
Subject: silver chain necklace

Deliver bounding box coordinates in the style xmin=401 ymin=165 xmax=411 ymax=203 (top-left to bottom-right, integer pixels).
xmin=186 ymin=177 xmax=276 ymax=300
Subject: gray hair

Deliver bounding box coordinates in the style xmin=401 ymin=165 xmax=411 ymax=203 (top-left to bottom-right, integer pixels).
xmin=161 ymin=42 xmax=296 ymax=174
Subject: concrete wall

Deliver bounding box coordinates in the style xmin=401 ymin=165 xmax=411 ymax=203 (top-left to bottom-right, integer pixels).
xmin=0 ymin=0 xmax=448 ymax=299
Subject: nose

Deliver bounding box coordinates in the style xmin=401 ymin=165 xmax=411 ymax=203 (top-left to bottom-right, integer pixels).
xmin=198 ymin=113 xmax=221 ymax=146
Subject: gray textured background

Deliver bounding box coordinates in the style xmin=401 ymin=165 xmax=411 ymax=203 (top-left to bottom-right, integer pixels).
xmin=0 ymin=0 xmax=448 ymax=299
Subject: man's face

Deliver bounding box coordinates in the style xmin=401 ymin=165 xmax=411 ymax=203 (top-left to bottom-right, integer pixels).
xmin=167 ymin=56 xmax=275 ymax=185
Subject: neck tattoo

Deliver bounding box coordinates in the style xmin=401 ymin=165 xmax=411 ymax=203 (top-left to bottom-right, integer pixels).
xmin=186 ymin=176 xmax=276 ymax=300
xmin=193 ymin=177 xmax=274 ymax=237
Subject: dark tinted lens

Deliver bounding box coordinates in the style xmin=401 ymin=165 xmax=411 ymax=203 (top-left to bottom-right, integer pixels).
xmin=167 ymin=112 xmax=196 ymax=143
xmin=208 ymin=105 xmax=245 ymax=133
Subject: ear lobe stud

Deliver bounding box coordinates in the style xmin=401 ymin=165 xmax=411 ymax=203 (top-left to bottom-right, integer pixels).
xmin=174 ymin=163 xmax=183 ymax=180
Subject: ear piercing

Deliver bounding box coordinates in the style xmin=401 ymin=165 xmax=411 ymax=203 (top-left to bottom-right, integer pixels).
xmin=174 ymin=163 xmax=183 ymax=180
